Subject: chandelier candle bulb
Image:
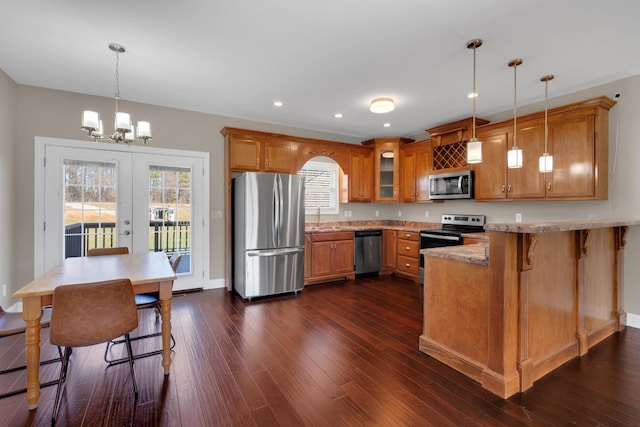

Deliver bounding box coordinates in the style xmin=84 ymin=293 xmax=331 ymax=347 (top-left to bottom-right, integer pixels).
xmin=115 ymin=112 xmax=131 ymax=131
xmin=82 ymin=111 xmax=99 ymax=130
xmin=137 ymin=121 xmax=152 ymax=138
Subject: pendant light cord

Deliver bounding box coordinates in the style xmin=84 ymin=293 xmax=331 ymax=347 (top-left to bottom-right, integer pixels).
xmin=544 ymin=78 xmax=548 ymax=153
xmin=512 ymin=63 xmax=517 ymax=148
xmin=114 ymin=49 xmax=120 ymax=112
xmin=472 ymin=45 xmax=477 ymax=140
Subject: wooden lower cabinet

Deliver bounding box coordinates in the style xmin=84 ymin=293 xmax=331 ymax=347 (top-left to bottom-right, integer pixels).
xmin=395 ymin=231 xmax=420 ymax=283
xmin=305 ymin=231 xmax=355 ymax=285
xmin=304 ymin=233 xmax=312 ymax=280
xmin=381 ymin=229 xmax=397 ymax=274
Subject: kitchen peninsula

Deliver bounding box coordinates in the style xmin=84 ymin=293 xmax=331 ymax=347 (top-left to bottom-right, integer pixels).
xmin=420 ymin=219 xmax=640 ymax=398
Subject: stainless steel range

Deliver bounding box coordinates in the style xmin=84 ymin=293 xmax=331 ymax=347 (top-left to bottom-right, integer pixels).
xmin=419 ymin=214 xmax=486 ymax=283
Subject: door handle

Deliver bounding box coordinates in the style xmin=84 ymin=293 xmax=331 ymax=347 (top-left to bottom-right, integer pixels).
xmin=123 ymin=230 xmax=131 ymax=235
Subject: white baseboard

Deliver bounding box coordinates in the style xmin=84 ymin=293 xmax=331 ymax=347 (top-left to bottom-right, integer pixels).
xmin=626 ymin=312 xmax=640 ymax=329
xmin=203 ymin=278 xmax=226 ymax=290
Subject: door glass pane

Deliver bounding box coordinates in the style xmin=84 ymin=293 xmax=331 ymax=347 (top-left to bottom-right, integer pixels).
xmin=63 ymin=160 xmax=117 ymax=258
xmin=148 ymin=165 xmax=191 ymax=274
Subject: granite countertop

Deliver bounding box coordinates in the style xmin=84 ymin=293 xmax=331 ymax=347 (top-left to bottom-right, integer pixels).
xmin=304 ymin=220 xmax=440 ymax=233
xmin=486 ymin=218 xmax=640 ymax=233
xmin=421 ymin=242 xmax=489 ymax=266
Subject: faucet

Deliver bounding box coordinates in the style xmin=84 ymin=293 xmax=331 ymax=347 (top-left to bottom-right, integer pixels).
xmin=316 ymin=207 xmax=321 ymax=227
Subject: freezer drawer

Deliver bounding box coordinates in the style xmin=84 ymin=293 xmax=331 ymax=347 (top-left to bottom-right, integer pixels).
xmin=235 ymin=247 xmax=304 ymax=299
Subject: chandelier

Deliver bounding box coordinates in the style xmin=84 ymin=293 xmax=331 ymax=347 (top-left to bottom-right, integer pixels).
xmin=81 ymin=43 xmax=152 ymax=144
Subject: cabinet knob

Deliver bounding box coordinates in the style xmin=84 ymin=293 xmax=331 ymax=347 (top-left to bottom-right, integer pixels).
xmin=501 ymin=185 xmax=505 ymax=193
xmin=405 ymin=246 xmax=410 ymax=251
xmin=547 ymin=183 xmax=552 ymax=192
xmin=405 ymin=263 xmax=410 ymax=267
xmin=405 ymin=234 xmax=410 ymax=238
xmin=508 ymin=185 xmax=512 ymax=193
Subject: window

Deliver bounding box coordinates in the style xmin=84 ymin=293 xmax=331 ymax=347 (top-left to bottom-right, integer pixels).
xmin=299 ymin=159 xmax=339 ymax=214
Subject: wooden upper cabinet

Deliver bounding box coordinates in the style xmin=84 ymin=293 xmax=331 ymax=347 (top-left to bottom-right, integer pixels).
xmin=228 ymin=134 xmax=262 ymax=171
xmin=222 ymin=128 xmax=295 ymax=174
xmin=400 ymin=140 xmax=432 ymax=203
xmin=546 ymin=111 xmax=597 ymax=199
xmin=474 ymin=96 xmax=614 ymax=201
xmin=349 ymin=149 xmax=374 ymax=202
xmin=473 ymin=131 xmax=508 ymax=200
xmin=362 ymin=137 xmax=413 ymax=203
xmin=263 ymin=140 xmax=293 ymax=173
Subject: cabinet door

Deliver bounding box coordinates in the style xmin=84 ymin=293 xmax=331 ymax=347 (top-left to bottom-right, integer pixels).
xmin=546 ymin=114 xmax=596 ymax=198
xmin=229 ymin=136 xmax=261 ymax=171
xmin=333 ymin=240 xmax=354 ymax=274
xmin=474 ymin=132 xmax=508 ymax=200
xmin=349 ymin=151 xmax=373 ymax=202
xmin=508 ymin=125 xmax=546 ymax=199
xmin=382 ymin=229 xmax=397 ymax=270
xmin=264 ymin=140 xmax=292 ymax=173
xmin=311 ymin=241 xmax=334 ymax=277
xmin=415 ymin=146 xmax=432 ymax=202
xmin=400 ymin=150 xmax=417 ymax=202
xmin=304 ymin=234 xmax=312 ymax=280
xmin=375 ymin=144 xmax=399 ymax=202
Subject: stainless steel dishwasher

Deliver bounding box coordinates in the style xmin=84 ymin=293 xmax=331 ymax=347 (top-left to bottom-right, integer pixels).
xmin=354 ymin=229 xmax=382 ymax=276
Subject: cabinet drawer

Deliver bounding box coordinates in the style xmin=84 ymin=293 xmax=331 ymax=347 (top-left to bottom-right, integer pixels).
xmin=311 ymin=231 xmax=354 ymax=242
xmin=396 ymin=239 xmax=419 ymax=257
xmin=396 ymin=255 xmax=419 ymax=275
xmin=397 ymin=231 xmax=419 ymax=242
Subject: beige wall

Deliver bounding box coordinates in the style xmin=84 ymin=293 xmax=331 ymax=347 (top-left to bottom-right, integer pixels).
xmin=10 ymin=84 xmax=359 ymax=294
xmin=3 ymin=73 xmax=640 ymax=319
xmin=0 ymin=69 xmax=17 ymax=308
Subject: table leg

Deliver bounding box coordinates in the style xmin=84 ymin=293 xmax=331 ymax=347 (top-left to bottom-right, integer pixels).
xmin=159 ymin=281 xmax=173 ymax=375
xmin=23 ymin=297 xmax=42 ymax=409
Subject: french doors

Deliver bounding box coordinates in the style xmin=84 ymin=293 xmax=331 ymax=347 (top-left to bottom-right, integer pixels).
xmin=35 ymin=137 xmax=207 ymax=291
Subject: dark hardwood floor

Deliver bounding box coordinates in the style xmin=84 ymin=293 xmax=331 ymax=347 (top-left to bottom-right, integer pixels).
xmin=2 ymin=275 xmax=639 ymax=426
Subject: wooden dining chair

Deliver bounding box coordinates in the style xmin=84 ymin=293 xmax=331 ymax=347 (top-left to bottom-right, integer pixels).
xmin=49 ymin=278 xmax=139 ymax=425
xmin=0 ymin=306 xmax=62 ymax=399
xmin=103 ymin=253 xmax=181 ymax=366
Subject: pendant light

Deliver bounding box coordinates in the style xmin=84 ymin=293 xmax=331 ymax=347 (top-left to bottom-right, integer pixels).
xmin=81 ymin=43 xmax=152 ymax=144
xmin=539 ymin=74 xmax=555 ymax=173
xmin=466 ymin=39 xmax=483 ymax=164
xmin=507 ymin=58 xmax=523 ymax=169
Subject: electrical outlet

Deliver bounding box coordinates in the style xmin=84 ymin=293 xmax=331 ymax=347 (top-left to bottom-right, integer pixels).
xmin=515 ymin=213 xmax=523 ymax=223
xmin=2 ymin=284 xmax=6 ymax=297
xmin=424 ymin=211 xmax=430 ymax=218
xmin=398 ymin=210 xmax=402 ymax=217
xmin=375 ymin=210 xmax=379 ymax=217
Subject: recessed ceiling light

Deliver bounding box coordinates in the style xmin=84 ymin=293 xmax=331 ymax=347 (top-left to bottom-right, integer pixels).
xmin=467 ymin=92 xmax=478 ymax=99
xmin=383 ymin=123 xmax=391 ymax=128
xmin=334 ymin=113 xmax=343 ymax=118
xmin=273 ymin=101 xmax=284 ymax=107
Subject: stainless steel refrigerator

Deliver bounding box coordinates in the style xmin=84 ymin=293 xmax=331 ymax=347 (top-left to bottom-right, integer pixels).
xmin=233 ymin=172 xmax=305 ymax=299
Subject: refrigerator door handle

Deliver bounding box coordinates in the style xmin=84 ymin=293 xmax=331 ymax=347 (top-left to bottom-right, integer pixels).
xmin=276 ymin=174 xmax=284 ymax=247
xmin=247 ymin=247 xmax=304 ymax=257
xmin=272 ymin=175 xmax=279 ymax=248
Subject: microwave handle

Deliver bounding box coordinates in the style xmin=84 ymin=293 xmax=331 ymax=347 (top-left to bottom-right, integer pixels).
xmin=458 ymin=175 xmax=463 ymax=191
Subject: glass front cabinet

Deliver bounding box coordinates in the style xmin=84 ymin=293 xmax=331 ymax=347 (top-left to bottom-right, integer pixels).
xmin=362 ymin=137 xmax=413 ymax=203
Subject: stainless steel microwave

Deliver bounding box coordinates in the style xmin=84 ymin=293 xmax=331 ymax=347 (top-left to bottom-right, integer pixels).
xmin=428 ymin=170 xmax=474 ymax=200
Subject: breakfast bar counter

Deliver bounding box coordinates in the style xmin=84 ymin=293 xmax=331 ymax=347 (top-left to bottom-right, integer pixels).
xmin=419 ymin=218 xmax=640 ymax=398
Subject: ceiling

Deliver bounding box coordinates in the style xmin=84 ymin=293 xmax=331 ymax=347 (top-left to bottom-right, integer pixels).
xmin=1 ymin=0 xmax=639 ymax=140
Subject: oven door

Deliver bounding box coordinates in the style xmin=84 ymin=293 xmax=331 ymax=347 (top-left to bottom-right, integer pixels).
xmin=419 ymin=231 xmax=463 ymax=284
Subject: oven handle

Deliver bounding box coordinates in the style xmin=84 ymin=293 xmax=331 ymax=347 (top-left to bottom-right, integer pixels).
xmin=420 ymin=233 xmax=461 ymax=241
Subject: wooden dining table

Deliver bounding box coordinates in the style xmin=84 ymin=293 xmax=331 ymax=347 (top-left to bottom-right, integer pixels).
xmin=12 ymin=251 xmax=176 ymax=409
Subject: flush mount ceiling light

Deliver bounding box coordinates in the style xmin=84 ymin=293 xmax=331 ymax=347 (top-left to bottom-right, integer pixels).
xmin=507 ymin=58 xmax=524 ymax=169
xmin=466 ymin=39 xmax=483 ymax=164
xmin=369 ymin=98 xmax=395 ymax=114
xmin=273 ymin=100 xmax=284 ymax=107
xmin=381 ymin=150 xmax=394 ymax=158
xmin=539 ymin=74 xmax=555 ymax=173
xmin=81 ymin=43 xmax=152 ymax=144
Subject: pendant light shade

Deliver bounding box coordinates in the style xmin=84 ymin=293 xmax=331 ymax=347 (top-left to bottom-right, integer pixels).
xmin=539 ymin=74 xmax=555 ymax=173
xmin=507 ymin=58 xmax=523 ymax=169
xmin=466 ymin=39 xmax=483 ymax=164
